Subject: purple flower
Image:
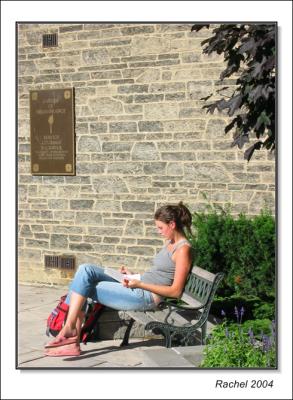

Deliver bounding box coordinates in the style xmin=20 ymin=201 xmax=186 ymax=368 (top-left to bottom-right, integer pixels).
xmin=221 ymin=309 xmax=226 ymax=317
xmin=248 ymin=327 xmax=255 ymax=344
xmin=262 ymin=335 xmax=271 ymax=352
xmin=234 ymin=306 xmax=239 ymax=323
xmin=240 ymin=306 xmax=245 ymax=323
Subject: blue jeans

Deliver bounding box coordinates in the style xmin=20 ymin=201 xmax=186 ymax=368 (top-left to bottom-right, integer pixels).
xmin=65 ymin=264 xmax=156 ymax=311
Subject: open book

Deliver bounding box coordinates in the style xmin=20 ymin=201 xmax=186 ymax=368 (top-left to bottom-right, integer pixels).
xmin=104 ymin=267 xmax=141 ymax=283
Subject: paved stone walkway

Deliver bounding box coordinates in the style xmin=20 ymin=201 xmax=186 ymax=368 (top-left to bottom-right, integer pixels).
xmin=18 ymin=284 xmax=205 ymax=368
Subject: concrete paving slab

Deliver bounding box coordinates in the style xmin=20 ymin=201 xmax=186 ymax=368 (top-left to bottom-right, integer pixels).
xmin=140 ymin=347 xmax=194 ymax=367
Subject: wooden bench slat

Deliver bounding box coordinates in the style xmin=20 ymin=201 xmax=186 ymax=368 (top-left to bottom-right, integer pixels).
xmin=180 ymin=293 xmax=203 ymax=308
xmin=191 ymin=266 xmax=216 ymax=282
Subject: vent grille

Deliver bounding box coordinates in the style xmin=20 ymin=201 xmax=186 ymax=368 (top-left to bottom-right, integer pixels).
xmin=45 ymin=255 xmax=75 ymax=270
xmin=42 ymin=33 xmax=58 ymax=48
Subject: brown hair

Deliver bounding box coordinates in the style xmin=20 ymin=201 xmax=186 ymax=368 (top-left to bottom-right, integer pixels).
xmin=154 ymin=202 xmax=192 ymax=235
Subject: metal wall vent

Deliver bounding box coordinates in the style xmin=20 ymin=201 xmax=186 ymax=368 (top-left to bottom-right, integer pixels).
xmin=45 ymin=255 xmax=75 ymax=270
xmin=42 ymin=33 xmax=58 ymax=48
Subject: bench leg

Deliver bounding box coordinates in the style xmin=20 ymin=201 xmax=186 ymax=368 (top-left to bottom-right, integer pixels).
xmin=120 ymin=318 xmax=135 ymax=347
xmin=201 ymin=322 xmax=207 ymax=345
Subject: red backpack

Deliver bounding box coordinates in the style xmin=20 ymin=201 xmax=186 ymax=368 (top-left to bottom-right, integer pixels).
xmin=46 ymin=295 xmax=104 ymax=345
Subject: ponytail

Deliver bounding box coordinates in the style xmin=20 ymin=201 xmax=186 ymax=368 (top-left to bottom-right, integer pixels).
xmin=154 ymin=202 xmax=192 ymax=236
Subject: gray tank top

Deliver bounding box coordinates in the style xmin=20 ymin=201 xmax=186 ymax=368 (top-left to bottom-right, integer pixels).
xmin=141 ymin=239 xmax=191 ymax=286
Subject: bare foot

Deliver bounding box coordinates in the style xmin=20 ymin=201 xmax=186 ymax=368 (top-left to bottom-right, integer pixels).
xmin=57 ymin=326 xmax=77 ymax=339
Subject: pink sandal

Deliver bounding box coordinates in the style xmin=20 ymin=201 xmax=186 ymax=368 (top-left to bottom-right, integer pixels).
xmin=44 ymin=343 xmax=81 ymax=357
xmin=45 ymin=335 xmax=78 ymax=348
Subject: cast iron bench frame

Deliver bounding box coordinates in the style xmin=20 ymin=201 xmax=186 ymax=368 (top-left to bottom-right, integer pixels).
xmin=120 ymin=266 xmax=224 ymax=348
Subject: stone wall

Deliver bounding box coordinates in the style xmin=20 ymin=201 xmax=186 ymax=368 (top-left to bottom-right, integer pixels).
xmin=18 ymin=23 xmax=275 ymax=285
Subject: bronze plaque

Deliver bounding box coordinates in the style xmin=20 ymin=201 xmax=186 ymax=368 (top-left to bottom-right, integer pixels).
xmin=29 ymin=88 xmax=75 ymax=175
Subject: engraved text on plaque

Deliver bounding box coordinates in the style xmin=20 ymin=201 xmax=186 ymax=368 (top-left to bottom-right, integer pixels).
xmin=30 ymin=88 xmax=75 ymax=175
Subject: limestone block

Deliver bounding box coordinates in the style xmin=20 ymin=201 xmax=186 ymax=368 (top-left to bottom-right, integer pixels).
xmin=107 ymin=162 xmax=144 ymax=175
xmin=184 ymin=163 xmax=231 ymax=183
xmin=181 ymin=141 xmax=211 ymax=151
xmin=36 ymin=58 xmax=61 ymax=70
xmin=197 ymin=151 xmax=236 ymax=161
xmin=92 ymin=176 xmax=129 ymax=193
xmin=122 ymin=201 xmax=155 ymax=213
xmin=35 ymin=74 xmax=61 ymax=83
xmin=210 ymin=192 xmax=231 ymax=202
xmin=88 ymin=122 xmax=107 ymax=134
xmin=167 ymin=163 xmax=184 ymax=175
xmin=94 ymin=200 xmax=121 ymax=212
xmin=19 ymin=224 xmax=33 ymax=237
xmin=143 ymin=162 xmax=167 ymax=174
xmin=120 ymin=25 xmax=155 ymax=35
xmin=109 ymin=122 xmax=137 ymax=133
xmin=69 ymin=243 xmax=93 ymax=251
xmin=75 ymin=211 xmax=103 ymax=225
xmin=128 ymin=246 xmax=154 ymax=256
xmin=205 ymin=118 xmax=227 ymax=139
xmin=145 ymin=103 xmax=178 ymax=120
xmin=124 ymin=220 xmax=144 ymax=236
xmin=48 ymin=199 xmax=69 ymax=210
xmin=108 ymin=46 xmax=131 ymax=57
xmin=89 ymin=97 xmax=123 ymax=114
xmin=187 ymin=80 xmax=213 ymax=100
xmin=138 ymin=121 xmax=163 ymax=132
xmin=163 ymin=119 xmax=205 ymax=132
xmin=181 ymin=52 xmax=201 ymax=63
xmin=19 ymin=61 xmax=38 ymax=75
xmin=76 ymin=161 xmax=106 ymax=175
xmin=132 ymin=142 xmax=159 ymax=161
xmin=18 ymin=248 xmax=42 ymax=261
xmin=149 ymin=82 xmax=185 ymax=93
xmin=162 ymin=152 xmax=195 ymax=161
xmin=91 ymin=38 xmax=131 ymax=47
xmin=249 ymin=192 xmax=275 ymax=214
xmin=25 ymin=239 xmax=49 ymax=249
xmin=53 ymin=210 xmax=74 ymax=221
xmin=101 ymin=254 xmax=137 ymax=267
xmin=91 ymin=70 xmax=121 ymax=79
xmin=125 ymin=176 xmax=152 ymax=188
xmin=232 ymin=173 xmax=261 ymax=183
xmin=50 ymin=234 xmax=69 ymax=249
xmin=70 ymin=200 xmax=94 ymax=210
xmin=102 ymin=142 xmax=132 ymax=152
xmin=77 ymin=136 xmax=101 ymax=152
xmin=82 ymin=48 xmax=110 ymax=64
xmin=118 ymin=84 xmax=148 ymax=94
xmin=57 ymin=186 xmax=80 ymax=198
xmin=62 ymin=72 xmax=90 ymax=81
xmin=232 ymin=191 xmax=254 ymax=202
xmin=165 ymin=93 xmax=186 ymax=101
xmin=131 ymin=36 xmax=171 ymax=55
xmin=136 ymin=69 xmax=160 ymax=83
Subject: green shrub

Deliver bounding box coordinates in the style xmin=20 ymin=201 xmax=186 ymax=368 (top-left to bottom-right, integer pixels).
xmin=190 ymin=206 xmax=275 ymax=300
xmin=200 ymin=318 xmax=276 ymax=368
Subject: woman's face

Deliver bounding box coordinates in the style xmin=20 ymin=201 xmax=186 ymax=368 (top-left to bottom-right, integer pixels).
xmin=155 ymin=219 xmax=175 ymax=240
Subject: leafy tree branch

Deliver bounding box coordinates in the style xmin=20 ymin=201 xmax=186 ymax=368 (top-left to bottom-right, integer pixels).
xmin=192 ymin=24 xmax=276 ymax=161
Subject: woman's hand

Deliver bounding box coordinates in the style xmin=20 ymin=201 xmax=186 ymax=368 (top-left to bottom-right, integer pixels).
xmin=119 ymin=265 xmax=132 ymax=275
xmin=122 ymin=278 xmax=140 ymax=288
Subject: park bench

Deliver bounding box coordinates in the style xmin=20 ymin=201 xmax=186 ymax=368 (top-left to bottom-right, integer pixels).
xmin=120 ymin=266 xmax=224 ymax=348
